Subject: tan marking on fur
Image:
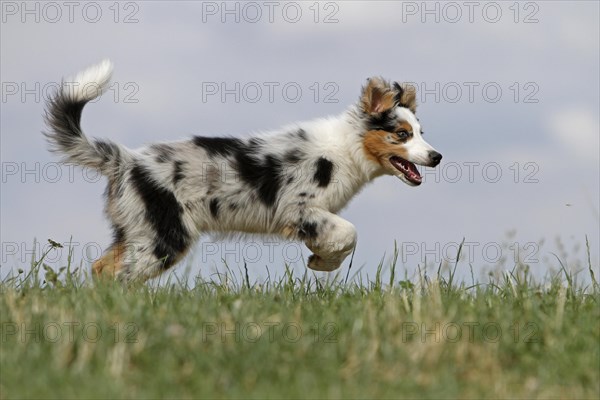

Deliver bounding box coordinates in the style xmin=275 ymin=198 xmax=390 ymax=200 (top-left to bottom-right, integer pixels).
xmin=398 ymin=84 xmax=417 ymax=113
xmin=360 ymin=78 xmax=395 ymax=114
xmin=281 ymin=225 xmax=296 ymax=239
xmin=362 ymin=130 xmax=409 ymax=168
xmin=396 ymin=121 xmax=413 ymax=133
xmin=92 ymin=243 xmax=125 ymax=279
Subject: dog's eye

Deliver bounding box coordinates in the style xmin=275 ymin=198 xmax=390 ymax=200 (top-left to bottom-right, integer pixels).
xmin=396 ymin=130 xmax=410 ymax=140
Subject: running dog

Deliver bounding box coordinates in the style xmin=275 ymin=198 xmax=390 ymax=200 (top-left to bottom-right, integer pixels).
xmin=44 ymin=60 xmax=442 ymax=283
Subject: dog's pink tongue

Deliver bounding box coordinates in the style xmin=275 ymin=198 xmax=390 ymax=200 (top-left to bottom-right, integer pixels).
xmin=408 ymin=164 xmax=422 ymax=183
xmin=402 ymin=159 xmax=422 ymax=184
xmin=390 ymin=156 xmax=422 ymax=185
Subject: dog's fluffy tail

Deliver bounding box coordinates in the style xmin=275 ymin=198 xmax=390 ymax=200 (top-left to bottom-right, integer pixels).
xmin=44 ymin=60 xmax=126 ymax=175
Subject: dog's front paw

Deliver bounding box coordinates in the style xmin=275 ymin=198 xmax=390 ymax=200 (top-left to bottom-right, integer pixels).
xmin=307 ymin=254 xmax=342 ymax=272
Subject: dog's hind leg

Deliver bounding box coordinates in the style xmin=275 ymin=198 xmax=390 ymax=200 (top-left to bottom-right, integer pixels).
xmin=93 ymin=230 xmax=196 ymax=284
xmin=92 ymin=243 xmax=127 ymax=278
xmin=116 ymin=243 xmax=185 ymax=284
xmin=292 ymin=209 xmax=357 ymax=272
xmin=92 ymin=242 xmax=190 ymax=283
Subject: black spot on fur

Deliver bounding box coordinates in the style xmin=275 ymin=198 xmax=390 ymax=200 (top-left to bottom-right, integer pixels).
xmin=299 ymin=192 xmax=307 ymax=197
xmin=367 ymin=109 xmax=397 ymax=132
xmin=313 ymin=158 xmax=334 ymax=187
xmin=298 ymin=221 xmax=318 ymax=240
xmin=194 ymin=136 xmax=284 ymax=207
xmin=173 ymin=161 xmax=185 ymax=185
xmin=193 ymin=136 xmax=243 ymax=157
xmin=248 ymin=138 xmax=266 ymax=148
xmin=113 ymin=225 xmax=126 ymax=244
xmin=284 ymin=150 xmax=302 ymax=164
xmin=153 ymin=145 xmax=175 ymax=163
xmin=94 ymin=139 xmax=119 ymax=163
xmin=45 ymin=94 xmax=87 ymax=138
xmin=130 ymin=163 xmax=189 ymax=267
xmin=296 ymin=129 xmax=307 ymax=140
xmin=229 ymin=203 xmax=238 ymax=211
xmin=393 ymin=82 xmax=416 ymax=111
xmin=393 ymin=82 xmax=404 ymax=105
xmin=209 ymin=198 xmax=221 ymax=219
xmin=235 ymin=152 xmax=283 ymax=207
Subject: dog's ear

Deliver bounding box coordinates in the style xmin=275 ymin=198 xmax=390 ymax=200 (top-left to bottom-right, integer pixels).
xmin=393 ymin=82 xmax=417 ymax=113
xmin=360 ymin=77 xmax=395 ymax=115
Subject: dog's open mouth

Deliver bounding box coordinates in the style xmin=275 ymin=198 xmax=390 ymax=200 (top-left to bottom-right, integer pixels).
xmin=389 ymin=156 xmax=422 ymax=185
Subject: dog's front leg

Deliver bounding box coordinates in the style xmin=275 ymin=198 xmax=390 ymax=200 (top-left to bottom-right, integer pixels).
xmin=296 ymin=209 xmax=357 ymax=272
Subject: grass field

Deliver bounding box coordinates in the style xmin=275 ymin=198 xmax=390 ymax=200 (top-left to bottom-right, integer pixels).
xmin=1 ymin=240 xmax=599 ymax=399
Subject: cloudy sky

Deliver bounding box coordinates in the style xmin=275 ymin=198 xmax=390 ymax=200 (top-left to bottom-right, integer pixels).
xmin=1 ymin=1 xmax=598 ymax=284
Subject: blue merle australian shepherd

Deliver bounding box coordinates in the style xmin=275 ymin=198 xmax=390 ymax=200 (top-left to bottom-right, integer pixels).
xmin=44 ymin=60 xmax=442 ymax=283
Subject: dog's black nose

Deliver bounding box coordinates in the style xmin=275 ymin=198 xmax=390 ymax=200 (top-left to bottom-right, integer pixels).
xmin=429 ymin=151 xmax=442 ymax=165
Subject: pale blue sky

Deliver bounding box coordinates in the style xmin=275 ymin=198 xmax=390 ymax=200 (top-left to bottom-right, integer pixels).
xmin=1 ymin=1 xmax=598 ymax=284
